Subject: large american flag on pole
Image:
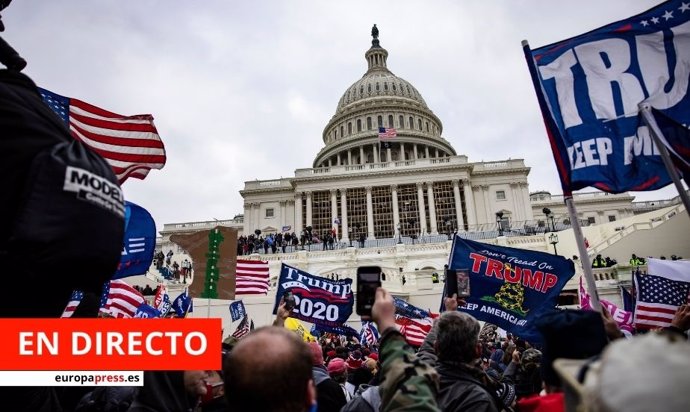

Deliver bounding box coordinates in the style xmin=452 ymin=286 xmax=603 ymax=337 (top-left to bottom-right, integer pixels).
xmin=38 ymin=88 xmax=166 ymax=183
xmin=634 ymin=258 xmax=690 ymax=329
xmin=236 ymin=259 xmax=270 ymax=295
xmin=99 ymin=280 xmax=146 ymax=318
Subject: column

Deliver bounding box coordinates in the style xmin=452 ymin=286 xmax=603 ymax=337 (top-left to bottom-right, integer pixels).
xmin=348 ymin=150 xmax=352 ymax=165
xmin=341 ymin=190 xmax=349 ymax=243
xmin=482 ymin=185 xmax=491 ymax=224
xmin=400 ymin=143 xmax=406 ymax=160
xmin=373 ymin=144 xmax=379 ymax=163
xmin=294 ymin=193 xmax=303 ymax=234
xmin=366 ymin=186 xmax=375 ymax=239
xmin=305 ymin=191 xmax=313 ymax=227
xmin=360 ymin=146 xmax=365 ymax=164
xmin=520 ymin=183 xmax=533 ymax=220
xmin=413 ymin=144 xmax=418 ymax=160
xmin=463 ymin=180 xmax=477 ymax=227
xmin=280 ymin=200 xmax=287 ymax=229
xmin=387 ymin=147 xmax=392 ymax=163
xmin=510 ymin=183 xmax=523 ymax=220
xmin=391 ymin=184 xmax=400 ymax=237
xmin=452 ymin=180 xmax=465 ymax=230
xmin=416 ymin=182 xmax=428 ymax=235
xmin=435 ymin=148 xmax=439 ymax=158
xmin=328 ymin=158 xmax=332 ymax=167
xmin=425 ymin=146 xmax=430 ymax=159
xmin=336 ymin=153 xmax=341 ymax=166
xmin=330 ymin=189 xmax=338 ymax=233
xmin=426 ymin=182 xmax=438 ymax=235
xmin=253 ymin=203 xmax=260 ymax=230
xmin=244 ymin=203 xmax=252 ymax=233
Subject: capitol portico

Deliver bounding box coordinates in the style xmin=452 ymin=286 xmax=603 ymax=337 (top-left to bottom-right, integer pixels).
xmin=241 ymin=27 xmax=533 ymax=242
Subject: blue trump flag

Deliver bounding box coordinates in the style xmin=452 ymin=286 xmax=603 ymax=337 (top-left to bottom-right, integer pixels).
xmin=229 ymin=300 xmax=246 ymax=322
xmin=447 ymin=237 xmax=575 ymax=344
xmin=523 ymin=0 xmax=690 ymax=194
xmin=172 ymin=289 xmax=193 ymax=318
xmin=311 ymin=323 xmax=359 ymax=337
xmin=134 ymin=303 xmax=161 ymax=318
xmin=113 ymin=201 xmax=156 ymax=279
xmin=272 ymin=263 xmax=354 ymax=328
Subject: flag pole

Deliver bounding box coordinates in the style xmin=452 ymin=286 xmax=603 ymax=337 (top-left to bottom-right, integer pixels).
xmin=639 ymin=104 xmax=690 ymax=220
xmin=565 ymin=197 xmax=602 ymax=312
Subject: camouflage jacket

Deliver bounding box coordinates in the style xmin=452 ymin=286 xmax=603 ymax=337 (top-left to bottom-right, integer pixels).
xmin=378 ymin=327 xmax=441 ymax=412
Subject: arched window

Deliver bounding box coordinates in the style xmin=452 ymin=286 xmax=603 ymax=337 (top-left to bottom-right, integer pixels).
xmin=392 ymin=83 xmax=397 ymax=91
xmin=357 ymin=119 xmax=362 ymax=132
xmin=384 ymin=83 xmax=388 ymax=91
xmin=418 ymin=119 xmax=422 ymax=130
xmin=377 ymin=116 xmax=383 ymax=127
xmin=388 ymin=115 xmax=394 ymax=127
xmin=399 ymin=115 xmax=404 ymax=128
xmin=367 ymin=117 xmax=372 ymax=130
xmin=348 ymin=122 xmax=352 ymax=135
xmin=360 ymin=86 xmax=364 ymax=95
xmin=334 ymin=129 xmax=338 ymax=139
xmin=367 ymin=84 xmax=372 ymax=93
xmin=426 ymin=121 xmax=430 ymax=132
xmin=409 ymin=116 xmax=414 ymax=129
xmin=340 ymin=126 xmax=344 ymax=137
xmin=376 ymin=82 xmax=380 ymax=92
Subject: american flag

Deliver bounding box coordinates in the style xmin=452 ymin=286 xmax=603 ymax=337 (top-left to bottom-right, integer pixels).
xmin=236 ymin=259 xmax=270 ymax=295
xmin=99 ymin=280 xmax=146 ymax=318
xmin=634 ymin=272 xmax=690 ymax=329
xmin=378 ymin=127 xmax=397 ymax=140
xmin=38 ymin=88 xmax=166 ymax=183
xmin=61 ymin=290 xmax=84 ymax=318
xmin=231 ymin=315 xmax=254 ymax=339
xmin=395 ymin=315 xmax=433 ymax=347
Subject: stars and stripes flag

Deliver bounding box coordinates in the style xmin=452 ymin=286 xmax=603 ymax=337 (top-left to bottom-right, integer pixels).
xmin=395 ymin=315 xmax=433 ymax=347
xmin=378 ymin=127 xmax=396 ymax=149
xmin=359 ymin=321 xmax=379 ymax=346
xmin=38 ymin=88 xmax=166 ymax=183
xmin=634 ymin=258 xmax=690 ymax=329
xmin=231 ymin=314 xmax=254 ymax=339
xmin=236 ymin=259 xmax=270 ymax=295
xmin=61 ymin=290 xmax=84 ymax=318
xmin=99 ymin=280 xmax=146 ymax=318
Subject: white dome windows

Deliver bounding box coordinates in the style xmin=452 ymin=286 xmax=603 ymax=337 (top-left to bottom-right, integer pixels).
xmin=398 ymin=115 xmax=404 ymax=129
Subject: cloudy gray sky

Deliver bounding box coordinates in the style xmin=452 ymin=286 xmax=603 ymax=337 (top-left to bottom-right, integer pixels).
xmin=5 ymin=0 xmax=679 ymax=231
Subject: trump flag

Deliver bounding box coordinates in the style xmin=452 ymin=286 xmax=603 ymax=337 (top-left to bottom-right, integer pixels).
xmin=524 ymin=0 xmax=690 ymax=194
xmin=112 ymin=201 xmax=156 ymax=279
xmin=447 ymin=237 xmax=575 ymax=344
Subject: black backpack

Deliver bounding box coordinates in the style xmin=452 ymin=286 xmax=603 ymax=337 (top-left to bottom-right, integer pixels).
xmin=0 ymin=70 xmax=124 ymax=317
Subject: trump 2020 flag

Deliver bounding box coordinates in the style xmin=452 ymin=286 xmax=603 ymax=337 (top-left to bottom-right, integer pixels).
xmin=523 ymin=0 xmax=690 ymax=194
xmin=172 ymin=289 xmax=194 ymax=318
xmin=229 ymin=300 xmax=247 ymax=322
xmin=113 ymin=201 xmax=156 ymax=279
xmin=134 ymin=303 xmax=161 ymax=319
xmin=448 ymin=237 xmax=575 ymax=344
xmin=272 ymin=264 xmax=354 ymax=328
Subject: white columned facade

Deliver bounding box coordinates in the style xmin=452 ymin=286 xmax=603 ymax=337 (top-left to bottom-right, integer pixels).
xmin=391 ymin=184 xmax=400 ymax=237
xmin=244 ymin=203 xmax=252 ymax=232
xmin=416 ymin=182 xmax=428 ymax=235
xmin=280 ymin=200 xmax=287 ymax=229
xmin=425 ymin=146 xmax=430 ymax=159
xmin=366 ymin=186 xmax=375 ymax=239
xmin=452 ymin=180 xmax=465 ymax=230
xmin=360 ymin=147 xmax=365 ymax=164
xmin=510 ymin=183 xmax=523 ymax=220
xmin=400 ymin=143 xmax=405 ymax=160
xmin=413 ymin=144 xmax=418 ymax=159
xmin=295 ymin=193 xmax=303 ymax=234
xmin=387 ymin=147 xmax=391 ymax=162
xmin=463 ymin=180 xmax=477 ymax=227
xmin=426 ymin=182 xmax=438 ymax=235
xmin=341 ymin=190 xmax=349 ymax=243
xmin=373 ymin=144 xmax=379 ymax=163
xmin=306 ymin=191 xmax=313 ymax=227
xmin=348 ymin=150 xmax=352 ymax=165
xmin=336 ymin=153 xmax=341 ymax=166
xmin=253 ymin=203 xmax=260 ymax=230
xmin=330 ymin=189 xmax=338 ymax=234
xmin=482 ymin=185 xmax=491 ymax=222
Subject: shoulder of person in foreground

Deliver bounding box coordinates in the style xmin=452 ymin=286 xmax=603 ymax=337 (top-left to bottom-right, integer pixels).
xmin=372 ymin=287 xmax=440 ymax=412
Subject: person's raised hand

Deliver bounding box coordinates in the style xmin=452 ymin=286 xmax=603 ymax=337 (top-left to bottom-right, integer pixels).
xmin=371 ymin=287 xmax=396 ymax=332
xmin=444 ymin=293 xmax=459 ymax=312
xmin=601 ymin=306 xmax=624 ymax=340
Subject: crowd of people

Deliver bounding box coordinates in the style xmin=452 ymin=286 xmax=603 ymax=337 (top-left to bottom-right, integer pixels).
xmin=237 ymin=228 xmax=343 ymax=256
xmin=152 ymin=250 xmax=193 ymax=283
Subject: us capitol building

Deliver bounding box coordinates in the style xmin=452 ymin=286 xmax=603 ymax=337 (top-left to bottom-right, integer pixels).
xmin=241 ymin=26 xmax=534 ymax=242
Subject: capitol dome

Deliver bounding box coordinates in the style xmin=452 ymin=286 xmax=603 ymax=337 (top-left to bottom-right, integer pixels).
xmin=313 ymin=25 xmax=456 ymax=168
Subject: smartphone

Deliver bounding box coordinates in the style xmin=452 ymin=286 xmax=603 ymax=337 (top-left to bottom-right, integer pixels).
xmin=283 ymin=290 xmax=296 ymax=311
xmin=445 ymin=268 xmax=471 ymax=298
xmin=356 ymin=266 xmax=382 ymax=316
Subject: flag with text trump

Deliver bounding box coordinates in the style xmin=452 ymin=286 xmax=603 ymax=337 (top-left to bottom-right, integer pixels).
xmin=523 ymin=0 xmax=690 ymax=194
xmin=39 ymin=88 xmax=166 ymax=183
xmin=634 ymin=258 xmax=690 ymax=329
xmin=447 ymin=237 xmax=575 ymax=344
xmin=272 ymin=264 xmax=354 ymax=328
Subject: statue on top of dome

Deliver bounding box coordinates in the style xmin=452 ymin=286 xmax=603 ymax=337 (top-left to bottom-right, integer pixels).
xmin=371 ymin=24 xmax=379 ymax=40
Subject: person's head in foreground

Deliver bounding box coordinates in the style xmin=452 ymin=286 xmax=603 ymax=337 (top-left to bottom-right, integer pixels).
xmin=223 ymin=326 xmax=316 ymax=412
